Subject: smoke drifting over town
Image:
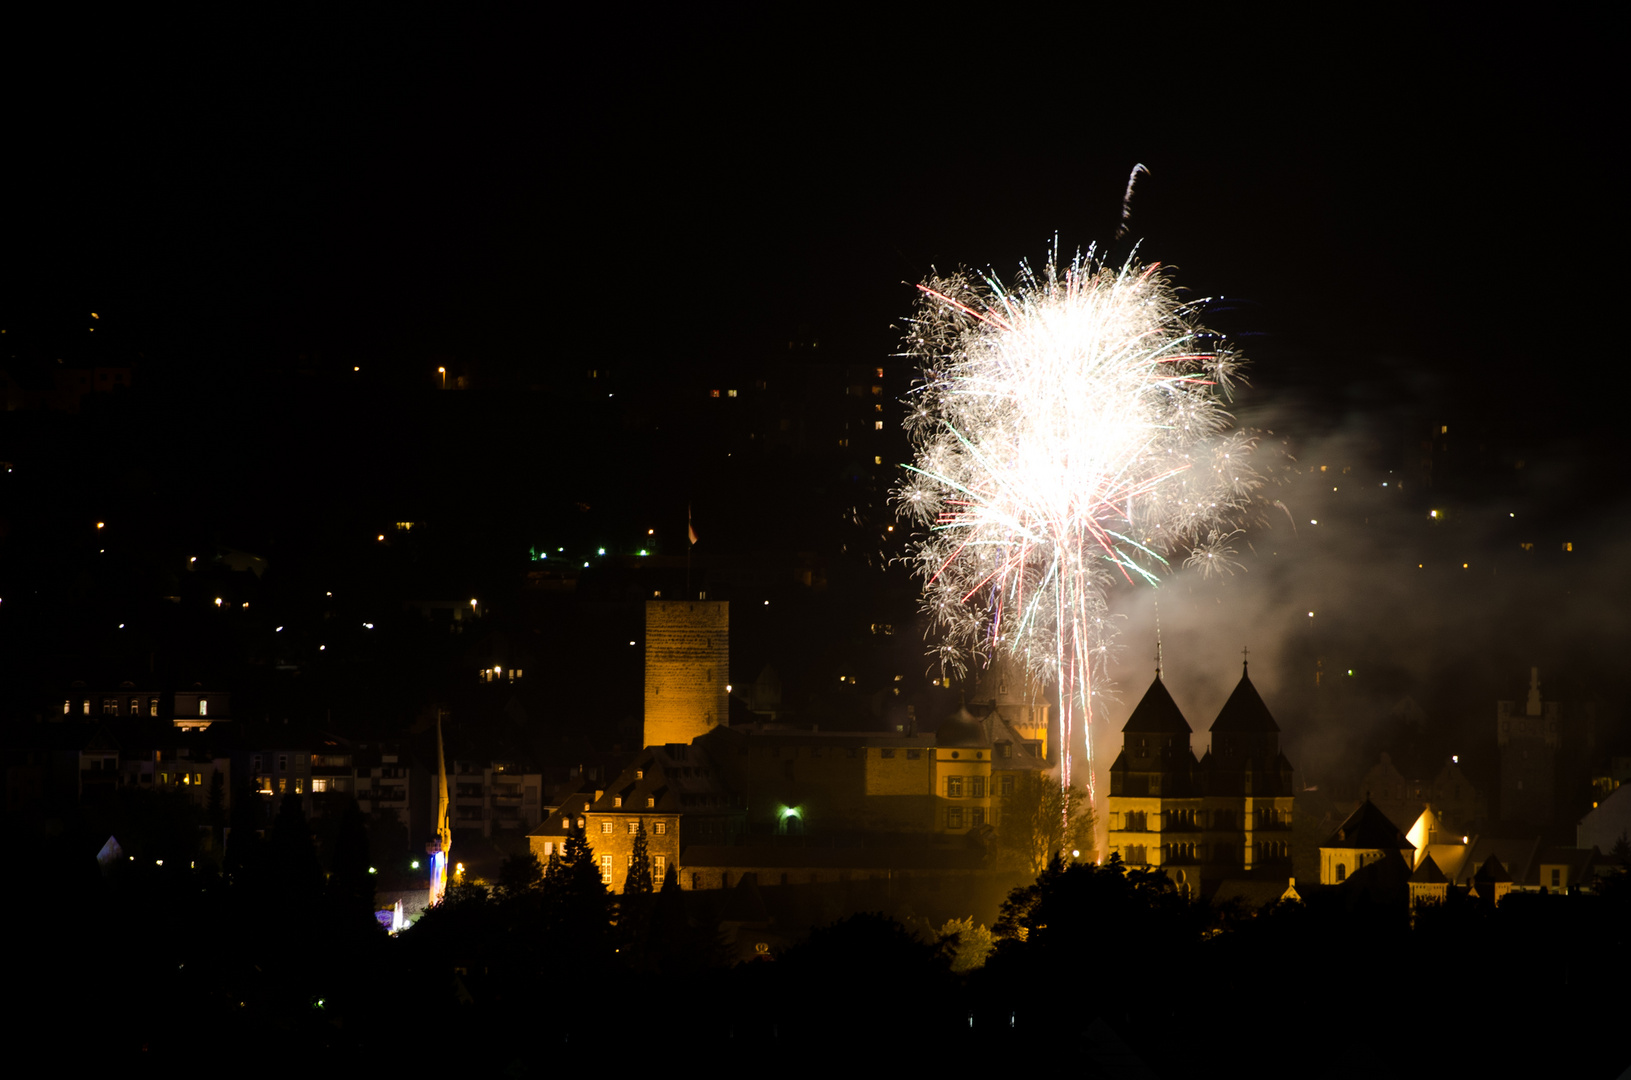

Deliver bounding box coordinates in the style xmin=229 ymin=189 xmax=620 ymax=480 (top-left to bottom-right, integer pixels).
xmin=1095 ymin=372 xmax=1630 ymax=799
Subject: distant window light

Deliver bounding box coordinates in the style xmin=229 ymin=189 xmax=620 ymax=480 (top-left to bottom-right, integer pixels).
xmin=600 ymin=820 xmax=614 ymax=834
xmin=874 ymin=456 xmax=882 ymax=465
xmin=600 ymin=855 xmax=613 ymax=884
xmin=627 ymin=821 xmax=638 ymax=835
xmin=875 ymin=367 xmax=883 ymax=378
xmin=727 ymin=389 xmax=738 ymax=398
xmin=82 ymin=700 xmax=90 ymax=715
xmin=709 ymin=389 xmax=720 ymax=398
xmin=294 ymin=778 xmax=304 ymax=794
xmin=871 ymin=385 xmax=882 ymax=396
xmin=198 ymin=699 xmax=207 ymax=717
xmin=63 ymin=700 xmax=70 ymax=715
xmin=647 ymin=796 xmax=655 ymax=808
xmin=1563 ymin=542 xmax=1574 ymax=552
xmin=654 ymin=821 xmax=667 ymax=835
xmin=874 ymin=421 xmax=883 ymax=430
xmin=613 ymin=796 xmax=622 ymax=808
xmin=874 ymin=403 xmax=882 ymax=412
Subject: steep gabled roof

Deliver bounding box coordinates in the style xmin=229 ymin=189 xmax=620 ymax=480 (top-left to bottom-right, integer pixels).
xmin=1210 ymin=666 xmax=1279 ymax=733
xmin=1121 ymin=676 xmax=1191 ymax=734
xmin=1322 ymin=798 xmax=1415 ymax=851
xmin=1411 ymin=853 xmax=1448 ymax=884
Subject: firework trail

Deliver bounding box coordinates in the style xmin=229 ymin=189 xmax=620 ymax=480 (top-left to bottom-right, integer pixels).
xmin=1116 ymin=163 xmax=1150 ymax=240
xmin=895 ymin=244 xmax=1259 ymax=835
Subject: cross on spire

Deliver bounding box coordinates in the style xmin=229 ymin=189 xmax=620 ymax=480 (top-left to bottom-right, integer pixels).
xmin=1241 ymin=645 xmax=1250 ymax=673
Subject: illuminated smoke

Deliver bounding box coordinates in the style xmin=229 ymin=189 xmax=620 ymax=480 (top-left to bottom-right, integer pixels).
xmin=896 ymin=245 xmax=1259 ymax=830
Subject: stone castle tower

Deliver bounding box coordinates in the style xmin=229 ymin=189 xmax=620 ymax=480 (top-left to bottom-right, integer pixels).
xmin=1497 ymin=666 xmax=1560 ymax=828
xmin=643 ymin=600 xmax=729 ymax=747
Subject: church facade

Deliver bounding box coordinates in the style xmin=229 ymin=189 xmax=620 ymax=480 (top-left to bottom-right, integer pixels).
xmin=1106 ymin=662 xmax=1297 ymax=897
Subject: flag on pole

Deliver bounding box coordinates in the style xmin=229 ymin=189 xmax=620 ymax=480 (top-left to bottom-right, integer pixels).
xmin=688 ymin=505 xmax=698 ymax=546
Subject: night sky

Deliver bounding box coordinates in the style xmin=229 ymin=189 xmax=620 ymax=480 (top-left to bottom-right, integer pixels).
xmin=4 ymin=13 xmax=1625 ymax=778
xmin=9 ymin=14 xmax=1617 ymax=387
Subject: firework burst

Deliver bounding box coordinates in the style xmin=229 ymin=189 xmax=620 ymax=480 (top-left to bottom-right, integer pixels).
xmin=896 ymin=245 xmax=1259 ymax=827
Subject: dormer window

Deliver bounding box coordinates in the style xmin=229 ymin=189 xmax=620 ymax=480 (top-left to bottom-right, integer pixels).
xmin=614 ymin=796 xmax=622 ymax=808
xmin=636 ymin=770 xmax=644 ymax=780
xmin=647 ymin=797 xmax=656 ymax=808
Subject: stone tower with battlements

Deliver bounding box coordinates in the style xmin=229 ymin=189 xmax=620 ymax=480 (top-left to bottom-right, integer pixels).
xmin=644 ymin=601 xmax=729 ymax=747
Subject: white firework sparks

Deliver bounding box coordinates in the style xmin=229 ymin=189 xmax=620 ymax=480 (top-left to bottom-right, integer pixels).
xmin=896 ymin=246 xmax=1259 ymax=828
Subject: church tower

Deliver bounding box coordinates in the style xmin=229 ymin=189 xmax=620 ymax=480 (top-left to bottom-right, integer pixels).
xmin=1107 ymin=671 xmax=1201 ymax=893
xmin=1199 ymin=657 xmax=1296 ymax=891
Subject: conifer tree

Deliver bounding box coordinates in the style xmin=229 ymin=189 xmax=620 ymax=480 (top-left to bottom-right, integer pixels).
xmin=625 ymin=821 xmax=654 ymax=895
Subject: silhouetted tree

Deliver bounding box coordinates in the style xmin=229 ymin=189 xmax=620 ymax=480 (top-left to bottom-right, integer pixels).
xmin=995 ymin=773 xmax=1096 ymax=873
xmin=328 ymin=797 xmax=375 ymax=922
xmin=625 ymin=821 xmax=653 ymax=895
xmin=496 ymin=849 xmax=545 ymax=899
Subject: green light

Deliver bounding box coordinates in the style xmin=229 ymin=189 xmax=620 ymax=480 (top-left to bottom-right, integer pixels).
xmin=597 ymin=547 xmax=606 ymax=555
xmin=638 ymin=549 xmax=648 ymax=556
xmin=779 ymin=806 xmax=801 ymax=819
xmin=411 ymin=860 xmax=420 ymax=870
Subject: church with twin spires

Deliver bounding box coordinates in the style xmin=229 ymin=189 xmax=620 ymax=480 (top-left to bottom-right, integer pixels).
xmin=1106 ymin=654 xmax=1297 ymax=898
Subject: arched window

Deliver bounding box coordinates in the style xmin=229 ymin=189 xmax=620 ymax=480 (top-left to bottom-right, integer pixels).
xmin=1335 ymin=863 xmax=1347 ymax=882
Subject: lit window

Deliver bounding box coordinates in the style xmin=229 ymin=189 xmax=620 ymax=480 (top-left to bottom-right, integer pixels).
xmin=971 ymin=778 xmax=985 ymax=798
xmin=875 ymin=368 xmax=883 ymax=378
xmin=874 ymin=456 xmax=882 ymax=465
xmin=149 ymin=698 xmax=158 ymax=716
xmin=199 ymin=699 xmax=207 ymax=716
xmin=871 ymin=386 xmax=882 ymax=396
xmin=601 ymin=820 xmax=614 ymax=834
xmin=294 ymin=778 xmax=304 ymax=794
xmin=874 ymin=421 xmax=883 ymax=430
xmin=103 ymin=699 xmax=117 ymax=715
xmin=654 ymin=821 xmax=667 ymax=835
xmin=544 ymin=842 xmax=554 ymax=856
xmin=947 ymin=776 xmax=963 ymax=797
xmin=278 ymin=778 xmax=287 ymax=794
xmin=654 ymin=855 xmax=666 ymax=879
xmin=727 ymin=389 xmax=737 ymax=398
xmin=628 ymin=820 xmax=638 ymax=835
xmin=129 ymin=697 xmax=139 ymax=713
xmin=600 ymin=855 xmax=613 ymax=884
xmin=636 ymin=770 xmax=643 ymax=780
xmin=709 ymin=389 xmax=720 ymax=398
xmin=577 ymin=816 xmax=585 ymax=828
xmin=63 ymin=700 xmax=70 ymax=715
xmin=82 ymin=700 xmax=89 ymax=715
xmin=647 ymin=796 xmax=655 ymax=808
xmin=312 ymin=778 xmax=328 ymax=793
xmin=614 ymin=796 xmax=622 ymax=807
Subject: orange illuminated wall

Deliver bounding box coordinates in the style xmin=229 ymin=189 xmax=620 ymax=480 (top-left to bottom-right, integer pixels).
xmin=644 ymin=601 xmax=729 ymax=747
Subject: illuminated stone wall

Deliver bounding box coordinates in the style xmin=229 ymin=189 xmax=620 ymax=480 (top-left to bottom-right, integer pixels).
xmin=643 ymin=601 xmax=729 ymax=747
